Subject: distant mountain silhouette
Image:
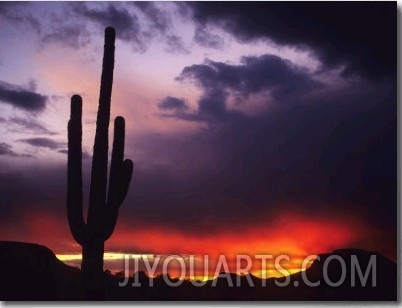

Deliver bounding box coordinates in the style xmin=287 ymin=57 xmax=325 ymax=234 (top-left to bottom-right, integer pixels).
xmin=0 ymin=241 xmax=82 ymax=300
xmin=0 ymin=241 xmax=396 ymax=301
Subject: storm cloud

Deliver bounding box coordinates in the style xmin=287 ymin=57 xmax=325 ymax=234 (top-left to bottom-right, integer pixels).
xmin=132 ymin=1 xmax=171 ymax=34
xmin=184 ymin=2 xmax=396 ymax=79
xmin=129 ymin=77 xmax=396 ymax=240
xmin=71 ymin=2 xmax=176 ymax=53
xmin=171 ymin=54 xmax=323 ymax=121
xmin=19 ymin=137 xmax=64 ymax=150
xmin=0 ymin=2 xmax=41 ymax=33
xmin=164 ymin=35 xmax=189 ymax=54
xmin=0 ymin=142 xmax=18 ymax=157
xmin=158 ymin=96 xmax=188 ymax=110
xmin=41 ymin=23 xmax=90 ymax=49
xmin=0 ymin=80 xmax=47 ymax=111
xmin=9 ymin=117 xmax=55 ymax=135
xmin=73 ymin=3 xmax=142 ymax=43
xmin=194 ymin=26 xmax=224 ymax=49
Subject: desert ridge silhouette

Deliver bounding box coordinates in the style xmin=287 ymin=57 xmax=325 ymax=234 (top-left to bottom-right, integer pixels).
xmin=0 ymin=241 xmax=396 ymax=301
xmin=67 ymin=27 xmax=133 ymax=300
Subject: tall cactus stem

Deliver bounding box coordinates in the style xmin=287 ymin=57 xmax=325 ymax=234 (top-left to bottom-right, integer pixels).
xmin=67 ymin=27 xmax=133 ymax=300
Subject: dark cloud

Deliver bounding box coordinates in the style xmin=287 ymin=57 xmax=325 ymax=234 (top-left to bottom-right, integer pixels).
xmin=158 ymin=96 xmax=188 ymax=110
xmin=132 ymin=2 xmax=170 ymax=34
xmin=0 ymin=142 xmax=32 ymax=158
xmin=0 ymin=80 xmax=47 ymax=111
xmin=179 ymin=55 xmax=323 ymax=99
xmin=173 ymin=54 xmax=323 ymax=121
xmin=9 ymin=117 xmax=55 ymax=135
xmin=194 ymin=26 xmax=224 ymax=49
xmin=25 ymin=3 xmax=93 ymax=50
xmin=71 ymin=2 xmax=185 ymax=53
xmin=0 ymin=172 xmax=31 ymax=214
xmin=0 ymin=166 xmax=67 ymax=216
xmin=0 ymin=2 xmax=41 ymax=33
xmin=19 ymin=137 xmax=64 ymax=149
xmin=0 ymin=143 xmax=18 ymax=157
xmin=131 ymin=2 xmax=193 ymax=54
xmin=185 ymin=2 xmax=396 ymax=79
xmin=219 ymin=87 xmax=396 ymax=212
xmin=73 ymin=3 xmax=145 ymax=52
xmin=3 ymin=2 xmax=185 ymax=54
xmin=164 ymin=35 xmax=189 ymax=54
xmin=128 ymin=78 xmax=396 ymax=237
xmin=41 ymin=24 xmax=90 ymax=49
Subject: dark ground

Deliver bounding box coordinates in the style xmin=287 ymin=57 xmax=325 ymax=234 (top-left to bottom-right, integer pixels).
xmin=0 ymin=241 xmax=397 ymax=301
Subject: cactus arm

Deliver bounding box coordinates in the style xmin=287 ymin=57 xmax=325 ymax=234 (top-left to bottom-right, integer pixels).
xmin=87 ymin=27 xmax=116 ymax=233
xmin=119 ymin=159 xmax=134 ymax=205
xmin=67 ymin=95 xmax=87 ymax=246
xmin=104 ymin=116 xmax=133 ymax=240
xmin=109 ymin=117 xmax=125 ymax=186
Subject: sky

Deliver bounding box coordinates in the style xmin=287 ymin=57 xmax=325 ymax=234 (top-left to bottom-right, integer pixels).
xmin=0 ymin=2 xmax=397 ymax=277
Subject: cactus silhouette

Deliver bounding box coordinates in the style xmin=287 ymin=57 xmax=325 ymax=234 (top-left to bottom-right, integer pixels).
xmin=67 ymin=27 xmax=133 ymax=300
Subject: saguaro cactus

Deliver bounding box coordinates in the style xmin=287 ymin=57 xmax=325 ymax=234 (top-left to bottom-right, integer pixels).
xmin=67 ymin=27 xmax=133 ymax=300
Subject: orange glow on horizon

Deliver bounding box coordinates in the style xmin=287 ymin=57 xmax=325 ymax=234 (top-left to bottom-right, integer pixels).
xmin=0 ymin=200 xmax=395 ymax=276
xmin=56 ymin=252 xmax=317 ymax=279
xmin=107 ymin=209 xmax=366 ymax=259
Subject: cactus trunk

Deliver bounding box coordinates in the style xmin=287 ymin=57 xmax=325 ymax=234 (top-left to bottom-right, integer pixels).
xmin=81 ymin=237 xmax=105 ymax=300
xmin=67 ymin=27 xmax=133 ymax=300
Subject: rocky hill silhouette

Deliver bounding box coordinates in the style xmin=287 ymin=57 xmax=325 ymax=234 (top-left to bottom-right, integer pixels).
xmin=0 ymin=241 xmax=396 ymax=301
xmin=0 ymin=241 xmax=82 ymax=300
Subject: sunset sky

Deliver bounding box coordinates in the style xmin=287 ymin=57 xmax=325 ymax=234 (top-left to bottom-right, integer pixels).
xmin=0 ymin=2 xmax=397 ymax=278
